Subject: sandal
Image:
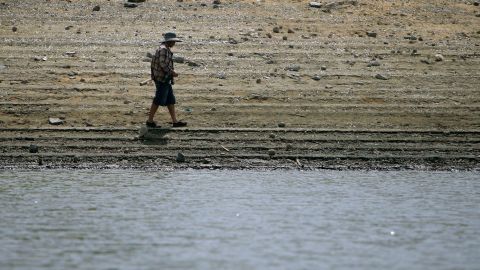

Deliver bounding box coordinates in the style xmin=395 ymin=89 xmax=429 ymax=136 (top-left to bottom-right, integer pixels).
xmin=172 ymin=121 xmax=187 ymax=127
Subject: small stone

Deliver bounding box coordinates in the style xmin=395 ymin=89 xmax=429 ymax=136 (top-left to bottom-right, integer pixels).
xmin=434 ymin=54 xmax=444 ymax=62
xmin=367 ymin=60 xmax=381 ymax=67
xmin=268 ymin=149 xmax=275 ymax=157
xmin=187 ymin=61 xmax=200 ymax=67
xmin=12 ymin=26 xmax=17 ymax=32
xmin=269 ymin=133 xmax=276 ymax=139
xmin=93 ymin=5 xmax=100 ymax=11
xmin=29 ymin=144 xmax=39 ymax=153
xmin=309 ymin=2 xmax=322 ymax=8
xmin=124 ymin=3 xmax=138 ymax=8
xmin=285 ymin=65 xmax=300 ymax=72
xmin=266 ymin=33 xmax=272 ymax=38
xmin=176 ymin=153 xmax=186 ymax=163
xmin=375 ymin=74 xmax=389 ymax=80
xmin=213 ymin=0 xmax=221 ymax=4
xmin=286 ymin=144 xmax=293 ymax=150
xmin=256 ymin=78 xmax=262 ymax=84
xmin=321 ymin=65 xmax=327 ymax=70
xmin=128 ymin=0 xmax=145 ymax=2
xmin=366 ymin=31 xmax=377 ymax=38
xmin=312 ymin=75 xmax=322 ymax=81
xmin=215 ymin=72 xmax=226 ymax=79
xmin=273 ymin=26 xmax=280 ymax=33
xmin=48 ymin=118 xmax=64 ymax=125
xmin=278 ymin=122 xmax=286 ymax=128
xmin=283 ymin=36 xmax=288 ymax=40
xmin=288 ymin=28 xmax=294 ymax=33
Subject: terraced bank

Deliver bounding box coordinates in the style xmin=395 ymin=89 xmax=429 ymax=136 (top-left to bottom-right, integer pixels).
xmin=0 ymin=0 xmax=479 ymax=169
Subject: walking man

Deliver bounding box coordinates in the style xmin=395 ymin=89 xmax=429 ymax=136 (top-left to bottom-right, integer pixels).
xmin=146 ymin=32 xmax=187 ymax=128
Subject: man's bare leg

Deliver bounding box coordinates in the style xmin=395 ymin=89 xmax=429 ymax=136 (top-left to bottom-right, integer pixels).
xmin=167 ymin=104 xmax=177 ymax=123
xmin=147 ymin=102 xmax=159 ymax=123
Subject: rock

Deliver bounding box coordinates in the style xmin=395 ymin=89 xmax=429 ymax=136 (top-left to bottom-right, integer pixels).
xmin=12 ymin=26 xmax=17 ymax=32
xmin=474 ymin=1 xmax=479 ymax=6
xmin=124 ymin=3 xmax=138 ymax=8
xmin=176 ymin=153 xmax=186 ymax=163
xmin=288 ymin=29 xmax=294 ymax=33
xmin=278 ymin=122 xmax=286 ymax=128
xmin=139 ymin=126 xmax=148 ymax=137
xmin=366 ymin=31 xmax=377 ymax=38
xmin=187 ymin=60 xmax=200 ymax=67
xmin=228 ymin=38 xmax=238 ymax=44
xmin=93 ymin=5 xmax=100 ymax=11
xmin=128 ymin=0 xmax=145 ymax=2
xmin=323 ymin=0 xmax=358 ymax=11
xmin=266 ymin=33 xmax=272 ymax=38
xmin=421 ymin=59 xmax=433 ymax=65
xmin=215 ymin=72 xmax=226 ymax=79
xmin=0 ymin=64 xmax=7 ymax=71
xmin=286 ymin=144 xmax=293 ymax=150
xmin=434 ymin=54 xmax=444 ymax=62
xmin=273 ymin=26 xmax=280 ymax=33
xmin=321 ymin=65 xmax=327 ymax=70
xmin=213 ymin=0 xmax=221 ymax=4
xmin=269 ymin=133 xmax=276 ymax=139
xmin=48 ymin=118 xmax=64 ymax=125
xmin=367 ymin=60 xmax=381 ymax=67
xmin=312 ymin=75 xmax=322 ymax=81
xmin=282 ymin=36 xmax=288 ymax=40
xmin=375 ymin=74 xmax=389 ymax=80
xmin=256 ymin=78 xmax=262 ymax=84
xmin=29 ymin=144 xmax=39 ymax=153
xmin=309 ymin=2 xmax=322 ymax=8
xmin=173 ymin=55 xmax=185 ymax=63
xmin=285 ymin=65 xmax=300 ymax=72
xmin=268 ymin=149 xmax=276 ymax=157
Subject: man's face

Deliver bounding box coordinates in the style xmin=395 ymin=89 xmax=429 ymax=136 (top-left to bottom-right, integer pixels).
xmin=166 ymin=41 xmax=176 ymax=48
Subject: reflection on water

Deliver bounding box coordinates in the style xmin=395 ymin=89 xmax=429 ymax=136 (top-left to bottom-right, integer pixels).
xmin=0 ymin=170 xmax=479 ymax=270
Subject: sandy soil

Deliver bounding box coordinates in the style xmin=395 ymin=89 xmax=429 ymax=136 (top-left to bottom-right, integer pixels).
xmin=0 ymin=0 xmax=479 ymax=169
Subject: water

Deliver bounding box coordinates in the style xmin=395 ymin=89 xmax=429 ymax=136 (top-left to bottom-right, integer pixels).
xmin=1 ymin=170 xmax=479 ymax=270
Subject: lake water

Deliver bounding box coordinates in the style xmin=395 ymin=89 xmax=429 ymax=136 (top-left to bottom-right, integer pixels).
xmin=1 ymin=170 xmax=479 ymax=270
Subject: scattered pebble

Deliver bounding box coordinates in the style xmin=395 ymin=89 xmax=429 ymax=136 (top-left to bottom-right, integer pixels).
xmin=124 ymin=3 xmax=138 ymax=8
xmin=366 ymin=31 xmax=377 ymax=38
xmin=268 ymin=149 xmax=276 ymax=157
xmin=93 ymin=5 xmax=100 ymax=11
xmin=48 ymin=118 xmax=64 ymax=125
xmin=29 ymin=144 xmax=38 ymax=153
xmin=176 ymin=153 xmax=186 ymax=163
xmin=309 ymin=1 xmax=322 ymax=8
xmin=375 ymin=74 xmax=389 ymax=80
xmin=435 ymin=54 xmax=444 ymax=62
xmin=278 ymin=122 xmax=286 ymax=128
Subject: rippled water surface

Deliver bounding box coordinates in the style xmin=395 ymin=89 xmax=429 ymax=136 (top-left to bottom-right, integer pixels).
xmin=1 ymin=170 xmax=479 ymax=270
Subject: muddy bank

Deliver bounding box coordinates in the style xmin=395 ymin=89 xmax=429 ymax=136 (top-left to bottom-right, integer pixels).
xmin=0 ymin=0 xmax=479 ymax=170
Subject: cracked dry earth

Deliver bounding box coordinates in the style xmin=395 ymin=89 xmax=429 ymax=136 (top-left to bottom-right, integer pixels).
xmin=0 ymin=0 xmax=479 ymax=169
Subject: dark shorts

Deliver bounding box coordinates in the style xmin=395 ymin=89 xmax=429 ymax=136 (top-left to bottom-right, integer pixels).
xmin=153 ymin=80 xmax=176 ymax=106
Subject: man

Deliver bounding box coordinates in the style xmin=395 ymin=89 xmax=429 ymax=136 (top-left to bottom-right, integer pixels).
xmin=146 ymin=32 xmax=187 ymax=128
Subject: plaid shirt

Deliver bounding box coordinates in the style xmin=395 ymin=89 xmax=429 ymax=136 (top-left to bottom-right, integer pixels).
xmin=151 ymin=44 xmax=174 ymax=82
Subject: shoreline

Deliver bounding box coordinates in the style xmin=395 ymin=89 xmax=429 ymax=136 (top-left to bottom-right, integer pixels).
xmin=1 ymin=127 xmax=478 ymax=171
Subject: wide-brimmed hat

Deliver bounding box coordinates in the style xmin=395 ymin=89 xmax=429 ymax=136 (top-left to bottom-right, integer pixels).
xmin=161 ymin=32 xmax=182 ymax=43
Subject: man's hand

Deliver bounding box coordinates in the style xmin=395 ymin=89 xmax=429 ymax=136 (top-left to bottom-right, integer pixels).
xmin=172 ymin=71 xmax=178 ymax=77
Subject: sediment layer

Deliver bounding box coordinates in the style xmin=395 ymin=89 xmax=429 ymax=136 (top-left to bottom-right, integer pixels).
xmin=1 ymin=0 xmax=479 ymax=169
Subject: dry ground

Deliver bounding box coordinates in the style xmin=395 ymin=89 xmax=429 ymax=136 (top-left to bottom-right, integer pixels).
xmin=0 ymin=0 xmax=479 ymax=169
